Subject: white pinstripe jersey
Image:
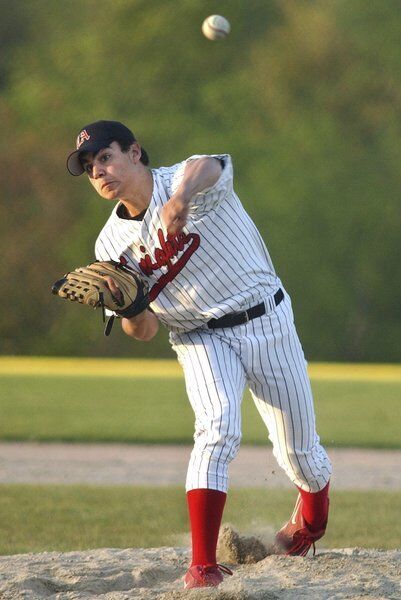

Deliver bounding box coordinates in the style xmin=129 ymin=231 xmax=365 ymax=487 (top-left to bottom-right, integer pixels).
xmin=95 ymin=154 xmax=281 ymax=333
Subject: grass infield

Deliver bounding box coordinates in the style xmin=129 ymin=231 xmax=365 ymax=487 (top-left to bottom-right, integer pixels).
xmin=0 ymin=485 xmax=399 ymax=556
xmin=1 ymin=367 xmax=400 ymax=447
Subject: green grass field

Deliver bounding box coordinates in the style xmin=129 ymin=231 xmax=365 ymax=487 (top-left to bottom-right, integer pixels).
xmin=1 ymin=373 xmax=400 ymax=447
xmin=1 ymin=358 xmax=400 ymax=556
xmin=0 ymin=485 xmax=399 ymax=555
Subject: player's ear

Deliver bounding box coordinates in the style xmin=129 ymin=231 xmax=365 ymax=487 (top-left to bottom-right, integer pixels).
xmin=130 ymin=142 xmax=142 ymax=165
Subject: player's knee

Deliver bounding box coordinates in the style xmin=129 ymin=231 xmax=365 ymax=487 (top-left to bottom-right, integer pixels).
xmin=196 ymin=428 xmax=242 ymax=461
xmin=195 ymin=416 xmax=241 ymax=446
xmin=225 ymin=433 xmax=242 ymax=461
xmin=213 ymin=431 xmax=242 ymax=455
xmin=214 ymin=426 xmax=241 ymax=447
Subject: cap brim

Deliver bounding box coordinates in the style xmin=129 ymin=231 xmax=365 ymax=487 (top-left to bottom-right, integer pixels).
xmin=66 ymin=140 xmax=113 ymax=176
xmin=66 ymin=150 xmax=85 ymax=176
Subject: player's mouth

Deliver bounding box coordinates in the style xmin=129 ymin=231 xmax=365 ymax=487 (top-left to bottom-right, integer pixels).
xmin=101 ymin=181 xmax=117 ymax=191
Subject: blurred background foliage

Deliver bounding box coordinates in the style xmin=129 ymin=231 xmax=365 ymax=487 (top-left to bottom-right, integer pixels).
xmin=0 ymin=0 xmax=399 ymax=361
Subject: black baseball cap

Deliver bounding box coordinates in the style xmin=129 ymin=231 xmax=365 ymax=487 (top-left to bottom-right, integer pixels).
xmin=66 ymin=120 xmax=136 ymax=176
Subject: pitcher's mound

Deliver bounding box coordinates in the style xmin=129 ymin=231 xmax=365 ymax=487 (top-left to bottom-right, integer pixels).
xmin=0 ymin=545 xmax=400 ymax=599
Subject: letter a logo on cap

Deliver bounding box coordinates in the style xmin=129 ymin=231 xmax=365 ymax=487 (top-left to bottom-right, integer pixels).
xmin=76 ymin=129 xmax=91 ymax=149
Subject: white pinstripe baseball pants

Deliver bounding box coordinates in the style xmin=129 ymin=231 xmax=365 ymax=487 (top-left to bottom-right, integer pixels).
xmin=170 ymin=289 xmax=332 ymax=494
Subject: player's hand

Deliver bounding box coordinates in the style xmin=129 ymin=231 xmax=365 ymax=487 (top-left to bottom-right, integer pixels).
xmin=52 ymin=259 xmax=150 ymax=322
xmin=103 ymin=276 xmax=123 ymax=305
xmin=161 ymin=194 xmax=189 ymax=235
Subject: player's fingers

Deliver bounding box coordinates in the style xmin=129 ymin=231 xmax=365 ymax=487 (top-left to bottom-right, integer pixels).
xmin=161 ymin=206 xmax=176 ymax=229
xmin=167 ymin=221 xmax=183 ymax=235
xmin=104 ymin=276 xmax=123 ymax=303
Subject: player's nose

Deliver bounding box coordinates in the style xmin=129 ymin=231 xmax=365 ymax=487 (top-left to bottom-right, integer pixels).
xmin=92 ymin=162 xmax=105 ymax=179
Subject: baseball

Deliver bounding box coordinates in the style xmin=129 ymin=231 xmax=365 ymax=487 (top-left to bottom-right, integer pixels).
xmin=202 ymin=15 xmax=231 ymax=41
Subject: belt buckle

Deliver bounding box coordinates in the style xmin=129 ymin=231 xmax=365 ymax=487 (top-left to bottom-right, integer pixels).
xmin=244 ymin=310 xmax=250 ymax=324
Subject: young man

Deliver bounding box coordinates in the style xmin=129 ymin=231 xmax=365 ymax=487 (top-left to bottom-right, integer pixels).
xmin=67 ymin=120 xmax=332 ymax=588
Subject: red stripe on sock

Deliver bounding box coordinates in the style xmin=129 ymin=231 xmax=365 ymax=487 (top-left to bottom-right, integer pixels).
xmin=187 ymin=488 xmax=226 ymax=567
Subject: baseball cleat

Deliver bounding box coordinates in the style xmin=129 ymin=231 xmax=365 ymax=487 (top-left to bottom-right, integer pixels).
xmin=273 ymin=494 xmax=327 ymax=557
xmin=183 ymin=564 xmax=233 ymax=589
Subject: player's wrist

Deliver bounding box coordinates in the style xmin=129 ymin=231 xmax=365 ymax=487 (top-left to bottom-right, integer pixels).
xmin=122 ymin=307 xmax=149 ymax=323
xmin=116 ymin=297 xmax=149 ymax=319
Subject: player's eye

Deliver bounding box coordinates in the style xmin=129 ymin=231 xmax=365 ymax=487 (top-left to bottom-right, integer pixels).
xmin=100 ymin=153 xmax=111 ymax=162
xmin=83 ymin=163 xmax=93 ymax=175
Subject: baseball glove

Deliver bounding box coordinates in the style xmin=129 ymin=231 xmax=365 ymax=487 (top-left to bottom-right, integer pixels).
xmin=52 ymin=260 xmax=150 ymax=334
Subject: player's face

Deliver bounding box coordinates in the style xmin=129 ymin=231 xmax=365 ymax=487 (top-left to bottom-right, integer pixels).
xmin=81 ymin=141 xmax=141 ymax=200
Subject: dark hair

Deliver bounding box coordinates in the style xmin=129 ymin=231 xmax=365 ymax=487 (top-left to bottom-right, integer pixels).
xmin=116 ymin=138 xmax=150 ymax=165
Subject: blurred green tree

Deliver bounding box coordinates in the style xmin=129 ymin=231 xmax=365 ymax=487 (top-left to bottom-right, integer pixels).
xmin=0 ymin=0 xmax=399 ymax=361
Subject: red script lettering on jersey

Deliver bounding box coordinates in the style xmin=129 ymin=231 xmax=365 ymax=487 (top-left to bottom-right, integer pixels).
xmin=137 ymin=229 xmax=200 ymax=301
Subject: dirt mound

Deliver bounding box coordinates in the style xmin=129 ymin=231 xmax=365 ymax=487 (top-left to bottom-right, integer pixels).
xmin=0 ymin=545 xmax=399 ymax=599
xmin=217 ymin=524 xmax=269 ymax=564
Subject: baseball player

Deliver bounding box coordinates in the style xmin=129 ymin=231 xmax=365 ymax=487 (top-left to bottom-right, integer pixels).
xmin=63 ymin=120 xmax=332 ymax=588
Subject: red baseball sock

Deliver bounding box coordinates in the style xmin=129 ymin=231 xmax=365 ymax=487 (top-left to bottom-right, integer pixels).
xmin=187 ymin=488 xmax=227 ymax=567
xmin=297 ymin=481 xmax=330 ymax=532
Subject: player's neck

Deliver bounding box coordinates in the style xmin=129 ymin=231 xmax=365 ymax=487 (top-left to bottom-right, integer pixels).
xmin=119 ymin=168 xmax=153 ymax=218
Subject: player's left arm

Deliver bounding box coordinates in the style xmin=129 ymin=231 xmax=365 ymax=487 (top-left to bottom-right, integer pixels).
xmin=162 ymin=157 xmax=222 ymax=234
xmin=121 ymin=310 xmax=160 ymax=341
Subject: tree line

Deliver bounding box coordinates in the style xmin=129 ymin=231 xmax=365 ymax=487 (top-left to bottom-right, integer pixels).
xmin=0 ymin=0 xmax=399 ymax=361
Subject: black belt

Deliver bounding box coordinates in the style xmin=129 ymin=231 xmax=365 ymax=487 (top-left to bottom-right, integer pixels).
xmin=207 ymin=288 xmax=284 ymax=329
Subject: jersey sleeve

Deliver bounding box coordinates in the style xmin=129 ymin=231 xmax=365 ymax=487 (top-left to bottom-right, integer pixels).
xmin=171 ymin=154 xmax=233 ymax=213
xmin=94 ymin=221 xmax=122 ymax=263
xmin=94 ymin=238 xmax=110 ymax=262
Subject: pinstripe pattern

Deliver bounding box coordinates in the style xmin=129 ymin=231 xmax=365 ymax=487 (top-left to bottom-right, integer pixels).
xmin=94 ymin=151 xmax=331 ymax=494
xmin=173 ymin=330 xmax=245 ymax=491
xmin=95 ymin=154 xmax=279 ymax=330
xmin=170 ymin=291 xmax=332 ymax=493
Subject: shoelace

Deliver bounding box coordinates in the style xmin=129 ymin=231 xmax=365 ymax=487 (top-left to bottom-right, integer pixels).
xmin=289 ymin=537 xmax=317 ymax=557
xmin=198 ymin=564 xmax=233 ymax=577
xmin=216 ymin=564 xmax=233 ymax=575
